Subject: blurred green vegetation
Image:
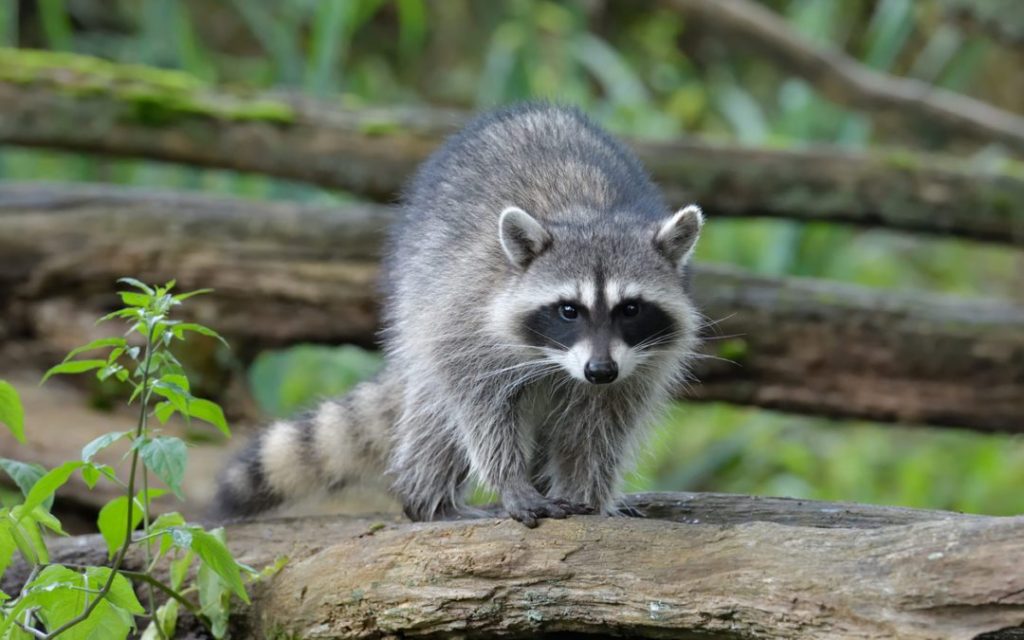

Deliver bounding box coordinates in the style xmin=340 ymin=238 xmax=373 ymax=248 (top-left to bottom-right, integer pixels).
xmin=2 ymin=0 xmax=1022 ymax=514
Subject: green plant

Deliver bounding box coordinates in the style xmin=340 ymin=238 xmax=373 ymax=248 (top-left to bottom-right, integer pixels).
xmin=0 ymin=279 xmax=260 ymax=639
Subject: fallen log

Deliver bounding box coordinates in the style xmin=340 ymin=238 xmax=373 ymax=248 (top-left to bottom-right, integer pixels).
xmin=2 ymin=183 xmax=1023 ymax=432
xmin=1 ymin=49 xmax=1023 ymax=244
xmin=2 ymin=493 xmax=1021 ymax=639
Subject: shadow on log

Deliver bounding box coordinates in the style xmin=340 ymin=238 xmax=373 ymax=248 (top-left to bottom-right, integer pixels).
xmin=2 ymin=183 xmax=1023 ymax=432
xmin=3 ymin=493 xmax=1021 ymax=639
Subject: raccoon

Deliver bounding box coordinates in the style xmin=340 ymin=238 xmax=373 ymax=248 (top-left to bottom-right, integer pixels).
xmin=214 ymin=103 xmax=704 ymax=527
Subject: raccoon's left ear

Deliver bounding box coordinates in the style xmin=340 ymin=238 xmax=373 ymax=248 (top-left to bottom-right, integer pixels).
xmin=499 ymin=206 xmax=552 ymax=269
xmin=654 ymin=204 xmax=704 ymax=269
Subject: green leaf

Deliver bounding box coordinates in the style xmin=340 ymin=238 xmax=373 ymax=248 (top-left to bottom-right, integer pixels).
xmin=26 ymin=565 xmax=141 ymax=639
xmin=81 ymin=463 xmax=115 ymax=490
xmin=14 ymin=514 xmax=48 ymax=564
xmin=152 ymin=512 xmax=187 ymax=555
xmin=151 ymin=511 xmax=186 ymax=532
xmin=141 ymin=599 xmax=178 ymax=640
xmin=96 ymin=307 xmax=138 ymax=325
xmin=41 ymin=360 xmax=106 ymax=384
xmin=187 ymin=398 xmax=230 ymax=437
xmin=89 ymin=567 xmax=145 ymax=615
xmin=151 ymin=380 xmax=191 ymax=417
xmin=0 ymin=519 xmax=17 ymax=580
xmin=81 ymin=465 xmax=100 ymax=489
xmin=172 ymin=288 xmax=212 ymax=302
xmin=97 ymin=497 xmax=136 ymax=559
xmin=7 ymin=514 xmax=40 ymax=564
xmin=116 ymin=277 xmax=155 ymax=295
xmin=0 ymin=381 xmax=25 ymax=444
xmin=197 ymin=556 xmax=230 ymax=639
xmin=161 ymin=373 xmax=190 ymax=393
xmin=172 ymin=322 xmax=229 ymax=347
xmin=82 ymin=431 xmax=131 ymax=462
xmin=191 ymin=527 xmax=249 ymax=603
xmin=97 ymin=490 xmax=166 ymax=558
xmin=61 ymin=337 xmax=126 ymax=363
xmin=119 ymin=291 xmax=151 ymax=307
xmin=138 ymin=437 xmax=187 ymax=499
xmin=0 ymin=458 xmax=46 ymax=500
xmin=153 ymin=401 xmax=175 ymax=424
xmin=19 ymin=461 xmax=84 ymax=517
xmin=29 ymin=506 xmax=67 ymax=536
xmin=169 ymin=549 xmax=194 ymax=591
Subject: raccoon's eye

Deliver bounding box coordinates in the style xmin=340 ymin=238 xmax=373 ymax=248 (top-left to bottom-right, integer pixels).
xmin=558 ymin=304 xmax=580 ymax=321
xmin=622 ymin=301 xmax=641 ymax=318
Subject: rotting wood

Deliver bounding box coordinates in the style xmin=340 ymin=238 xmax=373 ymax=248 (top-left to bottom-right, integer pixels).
xmin=2 ymin=183 xmax=1023 ymax=432
xmin=1 ymin=493 xmax=1020 ymax=640
xmin=1 ymin=49 xmax=1023 ymax=244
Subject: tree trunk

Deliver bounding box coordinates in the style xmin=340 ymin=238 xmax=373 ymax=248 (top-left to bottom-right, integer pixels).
xmin=2 ymin=183 xmax=1023 ymax=432
xmin=3 ymin=493 xmax=1021 ymax=639
xmin=1 ymin=49 xmax=1022 ymax=245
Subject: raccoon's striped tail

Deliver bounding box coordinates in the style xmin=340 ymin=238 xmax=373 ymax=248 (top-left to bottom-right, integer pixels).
xmin=211 ymin=374 xmax=398 ymax=519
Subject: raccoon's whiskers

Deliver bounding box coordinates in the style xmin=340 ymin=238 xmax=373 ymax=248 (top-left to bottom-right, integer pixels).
xmin=685 ymin=352 xmax=741 ymax=366
xmin=694 ymin=311 xmax=736 ymax=332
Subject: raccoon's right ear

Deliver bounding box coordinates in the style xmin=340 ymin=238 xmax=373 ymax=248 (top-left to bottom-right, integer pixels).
xmin=654 ymin=204 xmax=704 ymax=270
xmin=499 ymin=206 xmax=552 ymax=269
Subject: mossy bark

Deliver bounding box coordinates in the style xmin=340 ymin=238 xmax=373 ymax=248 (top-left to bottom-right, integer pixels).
xmin=1 ymin=49 xmax=1022 ymax=245
xmin=3 ymin=183 xmax=1022 ymax=432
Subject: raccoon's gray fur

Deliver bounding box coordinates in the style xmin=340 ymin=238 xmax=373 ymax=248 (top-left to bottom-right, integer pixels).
xmin=214 ymin=103 xmax=704 ymax=527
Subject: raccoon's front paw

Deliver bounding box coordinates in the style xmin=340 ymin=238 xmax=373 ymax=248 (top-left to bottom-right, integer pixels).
xmin=502 ymin=491 xmax=593 ymax=528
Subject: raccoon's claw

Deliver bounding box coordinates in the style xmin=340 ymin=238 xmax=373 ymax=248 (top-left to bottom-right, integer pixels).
xmin=551 ymin=498 xmax=595 ymax=515
xmin=504 ymin=493 xmax=591 ymax=528
xmin=612 ymin=504 xmax=645 ymax=518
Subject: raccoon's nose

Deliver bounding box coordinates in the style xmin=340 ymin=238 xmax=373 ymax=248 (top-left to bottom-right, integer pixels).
xmin=584 ymin=359 xmax=618 ymax=384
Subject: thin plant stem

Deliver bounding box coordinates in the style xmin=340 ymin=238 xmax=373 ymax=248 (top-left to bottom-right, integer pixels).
xmin=41 ymin=563 xmax=202 ymax=620
xmin=41 ymin=322 xmax=158 ymax=639
xmin=139 ymin=464 xmax=168 ymax=640
xmin=116 ymin=570 xmax=203 ymax=618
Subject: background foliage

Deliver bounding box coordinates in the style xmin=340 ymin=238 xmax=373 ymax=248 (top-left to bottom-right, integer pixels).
xmin=1 ymin=0 xmax=1022 ymax=515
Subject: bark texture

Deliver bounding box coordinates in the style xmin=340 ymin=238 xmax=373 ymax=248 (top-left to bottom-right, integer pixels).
xmin=666 ymin=0 xmax=1024 ymax=155
xmin=2 ymin=183 xmax=1023 ymax=432
xmin=3 ymin=493 xmax=1022 ymax=640
xmin=1 ymin=49 xmax=1023 ymax=245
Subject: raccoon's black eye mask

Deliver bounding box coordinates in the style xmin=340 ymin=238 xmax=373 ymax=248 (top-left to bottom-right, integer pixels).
xmin=522 ymin=298 xmax=676 ymax=351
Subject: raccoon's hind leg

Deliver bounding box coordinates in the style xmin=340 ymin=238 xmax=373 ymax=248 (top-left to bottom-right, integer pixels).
xmin=387 ymin=401 xmax=485 ymax=521
xmin=212 ymin=379 xmax=394 ymax=519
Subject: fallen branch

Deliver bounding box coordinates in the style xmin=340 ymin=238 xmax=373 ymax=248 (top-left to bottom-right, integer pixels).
xmin=3 ymin=493 xmax=1021 ymax=639
xmin=2 ymin=183 xmax=1023 ymax=432
xmin=1 ymin=49 xmax=1023 ymax=244
xmin=666 ymin=0 xmax=1024 ymax=156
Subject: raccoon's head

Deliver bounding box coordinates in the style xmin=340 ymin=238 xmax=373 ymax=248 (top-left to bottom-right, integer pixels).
xmin=492 ymin=204 xmax=704 ymax=386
